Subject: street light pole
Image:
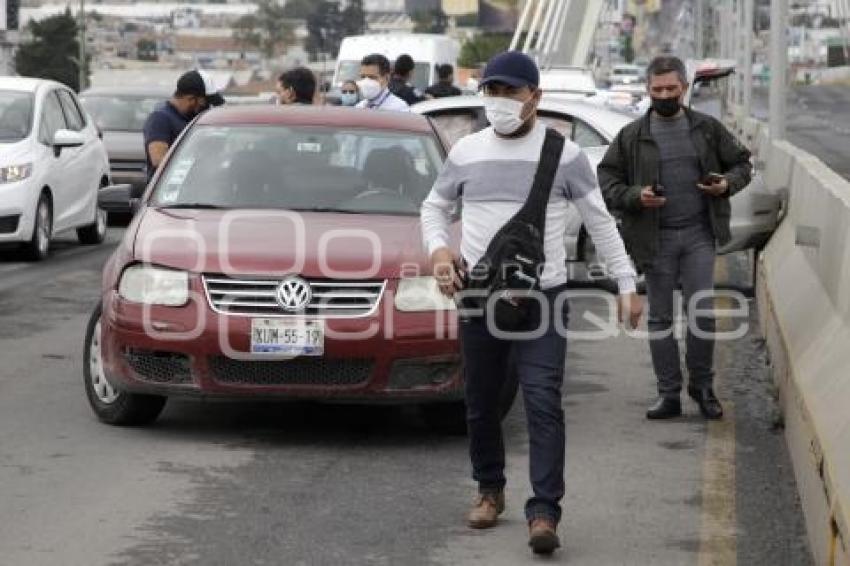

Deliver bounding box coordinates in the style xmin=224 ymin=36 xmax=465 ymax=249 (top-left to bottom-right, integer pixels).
xmin=78 ymin=0 xmax=86 ymax=91
xmin=769 ymin=0 xmax=788 ymax=140
xmin=742 ymin=0 xmax=754 ymax=117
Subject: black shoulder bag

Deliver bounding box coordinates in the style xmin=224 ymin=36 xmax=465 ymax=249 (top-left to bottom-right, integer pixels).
xmin=459 ymin=127 xmax=566 ymax=330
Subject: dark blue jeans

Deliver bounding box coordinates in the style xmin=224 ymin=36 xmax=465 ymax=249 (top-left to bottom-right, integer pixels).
xmin=459 ymin=284 xmax=569 ymax=524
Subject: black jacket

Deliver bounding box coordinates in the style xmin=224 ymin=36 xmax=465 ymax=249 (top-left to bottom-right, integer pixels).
xmin=597 ymin=107 xmax=752 ymax=270
xmin=388 ymin=77 xmax=423 ymax=105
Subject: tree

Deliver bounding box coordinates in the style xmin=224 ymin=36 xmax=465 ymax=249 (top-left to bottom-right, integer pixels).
xmin=15 ymin=10 xmax=86 ymax=91
xmin=412 ymin=8 xmax=448 ymax=34
xmin=232 ymin=0 xmax=296 ymax=61
xmin=457 ymin=32 xmax=511 ymax=69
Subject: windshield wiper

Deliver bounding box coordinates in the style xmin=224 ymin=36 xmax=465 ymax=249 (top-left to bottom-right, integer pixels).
xmin=156 ymin=203 xmax=229 ymax=210
xmin=289 ymin=207 xmax=367 ymax=214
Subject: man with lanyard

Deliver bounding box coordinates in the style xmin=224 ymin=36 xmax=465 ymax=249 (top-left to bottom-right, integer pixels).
xmin=420 ymin=51 xmax=642 ymax=555
xmin=142 ymin=69 xmax=224 ymax=183
xmin=355 ymin=54 xmax=410 ymax=112
xmin=597 ymin=55 xmax=752 ymax=421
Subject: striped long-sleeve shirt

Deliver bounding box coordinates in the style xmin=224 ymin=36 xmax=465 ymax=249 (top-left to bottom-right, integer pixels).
xmin=420 ymin=122 xmax=637 ymax=294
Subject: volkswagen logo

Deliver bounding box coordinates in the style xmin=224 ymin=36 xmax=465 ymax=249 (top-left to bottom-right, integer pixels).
xmin=276 ymin=276 xmax=312 ymax=312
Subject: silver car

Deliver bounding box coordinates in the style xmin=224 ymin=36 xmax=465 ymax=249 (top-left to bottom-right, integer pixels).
xmin=413 ymin=94 xmax=781 ymax=287
xmin=79 ymin=87 xmax=171 ymax=198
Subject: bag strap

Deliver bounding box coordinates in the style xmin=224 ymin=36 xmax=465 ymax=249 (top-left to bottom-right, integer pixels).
xmin=512 ymin=127 xmax=565 ymax=230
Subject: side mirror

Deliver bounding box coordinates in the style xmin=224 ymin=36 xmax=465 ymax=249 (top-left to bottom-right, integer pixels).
xmin=53 ymin=129 xmax=85 ymax=148
xmin=97 ymin=184 xmax=136 ymax=214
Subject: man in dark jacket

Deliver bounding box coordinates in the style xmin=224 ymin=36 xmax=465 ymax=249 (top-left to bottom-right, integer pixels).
xmin=424 ymin=64 xmax=462 ymax=99
xmin=388 ymin=54 xmax=423 ymax=105
xmin=597 ymin=55 xmax=752 ymax=421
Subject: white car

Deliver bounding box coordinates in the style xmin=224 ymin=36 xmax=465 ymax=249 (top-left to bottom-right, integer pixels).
xmin=0 ymin=77 xmax=110 ymax=260
xmin=607 ymin=63 xmax=644 ymax=87
xmin=413 ymin=95 xmax=781 ymax=287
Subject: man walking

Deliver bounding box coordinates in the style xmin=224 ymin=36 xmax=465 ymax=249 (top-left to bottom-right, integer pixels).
xmin=421 ymin=51 xmax=641 ymax=555
xmin=143 ymin=69 xmax=224 ymax=182
xmin=356 ymin=54 xmax=410 ymax=112
xmin=597 ymin=55 xmax=752 ymax=421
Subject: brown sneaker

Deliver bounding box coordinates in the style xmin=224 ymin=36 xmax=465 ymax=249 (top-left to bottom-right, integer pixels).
xmin=528 ymin=517 xmax=560 ymax=555
xmin=466 ymin=491 xmax=505 ymax=529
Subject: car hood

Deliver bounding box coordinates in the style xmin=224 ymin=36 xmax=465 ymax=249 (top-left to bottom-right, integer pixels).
xmin=0 ymin=139 xmax=33 ymax=166
xmin=102 ymin=130 xmax=144 ymax=161
xmin=132 ymin=208 xmax=458 ymax=279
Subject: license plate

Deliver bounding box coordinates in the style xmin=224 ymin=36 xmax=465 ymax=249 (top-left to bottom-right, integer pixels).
xmin=250 ymin=318 xmax=324 ymax=356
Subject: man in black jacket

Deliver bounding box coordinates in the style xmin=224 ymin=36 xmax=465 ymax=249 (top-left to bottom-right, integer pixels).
xmin=597 ymin=55 xmax=752 ymax=421
xmin=388 ymin=54 xmax=423 ymax=105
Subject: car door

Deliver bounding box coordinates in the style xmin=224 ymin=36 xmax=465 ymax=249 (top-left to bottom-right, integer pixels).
xmin=56 ymin=88 xmax=95 ymax=228
xmin=37 ymin=90 xmax=74 ymax=231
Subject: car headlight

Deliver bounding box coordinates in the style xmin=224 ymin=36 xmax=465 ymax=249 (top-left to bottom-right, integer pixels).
xmin=394 ymin=276 xmax=456 ymax=312
xmin=118 ymin=265 xmax=189 ymax=306
xmin=0 ymin=163 xmax=33 ymax=184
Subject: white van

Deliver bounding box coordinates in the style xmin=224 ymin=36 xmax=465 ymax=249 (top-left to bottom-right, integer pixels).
xmin=333 ymin=34 xmax=460 ymax=92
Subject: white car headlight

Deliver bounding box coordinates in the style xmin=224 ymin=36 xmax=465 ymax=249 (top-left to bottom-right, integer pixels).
xmin=0 ymin=163 xmax=33 ymax=184
xmin=118 ymin=265 xmax=189 ymax=306
xmin=394 ymin=276 xmax=456 ymax=312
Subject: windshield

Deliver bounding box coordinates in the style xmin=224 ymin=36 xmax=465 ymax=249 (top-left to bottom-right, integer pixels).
xmin=0 ymin=91 xmax=34 ymax=142
xmin=337 ymin=60 xmax=432 ymax=91
xmin=79 ymin=94 xmax=164 ymax=132
xmin=151 ymin=125 xmax=444 ymax=215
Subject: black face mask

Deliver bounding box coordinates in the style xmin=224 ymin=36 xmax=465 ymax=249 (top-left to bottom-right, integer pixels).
xmin=651 ymin=96 xmax=681 ymax=118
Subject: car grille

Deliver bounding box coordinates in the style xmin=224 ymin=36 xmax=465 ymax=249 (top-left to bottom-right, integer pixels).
xmin=208 ymin=356 xmax=374 ymax=386
xmin=0 ymin=215 xmax=20 ymax=234
xmin=125 ymin=349 xmax=192 ymax=384
xmin=203 ymin=275 xmax=386 ymax=318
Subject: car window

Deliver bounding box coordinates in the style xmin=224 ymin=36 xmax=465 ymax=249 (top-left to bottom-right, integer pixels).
xmin=0 ymin=90 xmax=34 ymax=142
xmin=57 ymin=90 xmax=86 ymax=131
xmin=79 ymin=95 xmax=162 ymax=132
xmin=428 ymin=109 xmax=481 ymax=149
xmin=152 ymin=125 xmax=444 ymax=216
xmin=573 ymin=118 xmax=607 ymax=147
xmin=537 ymin=112 xmax=575 ymax=140
xmin=39 ymin=91 xmax=68 ymax=145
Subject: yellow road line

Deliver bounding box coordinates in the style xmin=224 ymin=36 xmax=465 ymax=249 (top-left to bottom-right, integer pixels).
xmin=697 ymin=256 xmax=738 ymax=566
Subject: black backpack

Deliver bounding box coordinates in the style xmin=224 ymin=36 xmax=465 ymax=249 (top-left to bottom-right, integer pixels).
xmin=459 ymin=127 xmax=565 ymax=330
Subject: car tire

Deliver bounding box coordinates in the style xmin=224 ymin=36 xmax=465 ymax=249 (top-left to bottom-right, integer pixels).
xmin=83 ymin=304 xmax=167 ymax=426
xmin=22 ymin=194 xmax=52 ymax=261
xmin=421 ymin=358 xmax=520 ymax=435
xmin=76 ymin=206 xmax=107 ymax=245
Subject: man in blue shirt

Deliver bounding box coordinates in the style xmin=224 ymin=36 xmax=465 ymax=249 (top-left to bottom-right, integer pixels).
xmin=142 ymin=69 xmax=224 ymax=183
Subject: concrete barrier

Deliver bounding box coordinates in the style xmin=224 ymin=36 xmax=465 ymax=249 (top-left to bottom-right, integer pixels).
xmin=736 ymin=110 xmax=850 ymax=565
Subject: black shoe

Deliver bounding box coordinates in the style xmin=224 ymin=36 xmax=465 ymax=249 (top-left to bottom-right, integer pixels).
xmin=646 ymin=397 xmax=682 ymax=420
xmin=688 ymin=387 xmax=724 ymax=420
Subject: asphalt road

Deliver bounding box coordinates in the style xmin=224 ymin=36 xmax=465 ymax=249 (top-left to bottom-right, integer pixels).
xmin=0 ymin=229 xmax=812 ymax=566
xmin=752 ymin=84 xmax=850 ymax=179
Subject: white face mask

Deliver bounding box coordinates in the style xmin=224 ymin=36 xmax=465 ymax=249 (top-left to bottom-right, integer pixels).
xmin=483 ymin=95 xmax=532 ymax=135
xmin=356 ymin=77 xmax=383 ymax=101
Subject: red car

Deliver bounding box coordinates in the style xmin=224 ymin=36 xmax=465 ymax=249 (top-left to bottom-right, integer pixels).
xmin=85 ymin=106 xmax=517 ymax=430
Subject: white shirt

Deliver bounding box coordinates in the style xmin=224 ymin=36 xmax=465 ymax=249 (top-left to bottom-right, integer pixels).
xmin=356 ymin=89 xmax=410 ymax=112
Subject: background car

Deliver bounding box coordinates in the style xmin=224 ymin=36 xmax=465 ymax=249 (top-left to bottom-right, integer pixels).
xmin=607 ymin=63 xmax=645 ymax=87
xmin=79 ymin=87 xmax=171 ymax=199
xmin=413 ymin=93 xmax=782 ymax=289
xmin=0 ymin=77 xmax=110 ymax=260
xmin=87 ymin=106 xmax=516 ymax=433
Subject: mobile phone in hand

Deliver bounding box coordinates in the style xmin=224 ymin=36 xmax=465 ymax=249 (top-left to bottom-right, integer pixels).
xmin=652 ymin=183 xmax=665 ymax=197
xmin=701 ymin=172 xmax=724 ymax=185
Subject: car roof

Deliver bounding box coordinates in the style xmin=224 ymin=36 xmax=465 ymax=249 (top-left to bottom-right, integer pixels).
xmin=0 ymin=76 xmax=62 ymax=93
xmin=80 ymin=87 xmax=172 ymax=98
xmin=411 ymin=95 xmax=634 ymax=138
xmin=197 ymin=105 xmax=435 ymax=134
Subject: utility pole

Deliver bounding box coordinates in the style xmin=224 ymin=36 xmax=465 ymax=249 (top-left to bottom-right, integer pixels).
xmin=742 ymin=0 xmax=754 ymax=117
xmin=78 ymin=0 xmax=86 ymax=91
xmin=769 ymin=0 xmax=788 ymax=140
xmin=695 ymin=0 xmax=705 ymax=58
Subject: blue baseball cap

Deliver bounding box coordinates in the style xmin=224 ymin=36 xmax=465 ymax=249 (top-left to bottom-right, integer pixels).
xmin=480 ymin=51 xmax=540 ymax=89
